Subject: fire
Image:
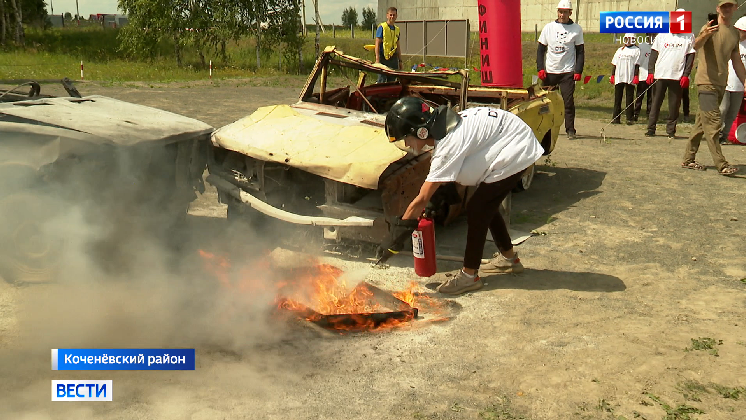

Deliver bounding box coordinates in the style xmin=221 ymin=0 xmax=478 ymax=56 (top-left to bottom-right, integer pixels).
xmin=197 ymin=249 xmax=453 ymax=332
xmin=393 ymin=281 xmax=417 ymax=306
xmin=284 ymin=264 xmax=382 ymax=315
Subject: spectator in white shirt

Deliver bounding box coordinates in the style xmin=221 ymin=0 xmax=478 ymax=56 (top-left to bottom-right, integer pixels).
xmin=645 ymin=9 xmax=696 ymax=139
xmin=634 ymin=34 xmax=654 ymax=121
xmin=719 ymin=16 xmax=746 ymax=144
xmin=537 ymin=0 xmax=585 ymax=140
xmin=610 ymin=34 xmax=641 ymax=125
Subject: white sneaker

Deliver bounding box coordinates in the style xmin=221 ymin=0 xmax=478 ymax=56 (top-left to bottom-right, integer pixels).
xmin=480 ymin=252 xmax=524 ymax=275
xmin=436 ymin=270 xmax=483 ymax=295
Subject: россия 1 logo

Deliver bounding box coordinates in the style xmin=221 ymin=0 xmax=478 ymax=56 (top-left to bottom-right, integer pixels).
xmin=600 ymin=11 xmax=692 ymax=34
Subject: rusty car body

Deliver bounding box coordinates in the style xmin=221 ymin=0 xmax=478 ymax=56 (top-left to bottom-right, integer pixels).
xmin=207 ymin=47 xmax=564 ymax=247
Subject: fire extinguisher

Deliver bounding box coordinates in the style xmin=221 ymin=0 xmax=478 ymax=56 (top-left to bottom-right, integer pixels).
xmin=412 ymin=217 xmax=437 ymax=277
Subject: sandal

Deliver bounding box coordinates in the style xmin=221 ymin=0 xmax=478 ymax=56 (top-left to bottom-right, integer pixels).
xmin=719 ymin=165 xmax=739 ymax=176
xmin=681 ymin=161 xmax=706 ymax=171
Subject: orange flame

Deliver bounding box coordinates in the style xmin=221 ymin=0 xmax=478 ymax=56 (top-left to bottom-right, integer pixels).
xmin=198 ymin=249 xmax=452 ymax=332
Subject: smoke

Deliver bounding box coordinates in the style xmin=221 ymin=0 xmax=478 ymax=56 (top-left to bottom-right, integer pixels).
xmin=0 ymin=136 xmax=292 ymax=417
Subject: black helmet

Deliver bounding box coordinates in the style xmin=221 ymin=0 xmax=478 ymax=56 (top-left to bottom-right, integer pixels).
xmin=385 ymin=97 xmax=436 ymax=142
xmin=385 ymin=97 xmax=462 ymax=142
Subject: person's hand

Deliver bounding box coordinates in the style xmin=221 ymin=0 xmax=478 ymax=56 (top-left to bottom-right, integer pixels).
xmin=610 ymin=75 xmax=615 ymax=85
xmin=632 ymin=75 xmax=639 ymax=85
xmin=680 ymin=76 xmax=690 ymax=89
xmin=700 ymin=23 xmax=719 ymax=39
xmin=538 ymin=70 xmax=547 ymax=80
xmin=646 ymin=74 xmax=655 ymax=85
xmin=375 ymin=217 xmax=419 ymax=258
xmin=573 ymin=73 xmax=582 ymax=81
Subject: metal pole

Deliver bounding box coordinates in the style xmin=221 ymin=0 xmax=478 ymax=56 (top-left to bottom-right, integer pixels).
xmin=75 ymin=0 xmax=80 ymax=26
xmin=465 ymin=20 xmax=470 ymax=70
xmin=422 ymin=20 xmax=426 ymax=65
xmin=333 ymin=24 xmax=335 ymax=38
xmin=535 ymin=24 xmax=537 ymax=42
xmin=351 ymin=24 xmax=355 ymax=38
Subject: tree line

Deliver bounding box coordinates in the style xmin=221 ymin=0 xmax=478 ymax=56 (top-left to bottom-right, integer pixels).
xmin=341 ymin=6 xmax=376 ymax=30
xmin=118 ymin=0 xmax=305 ymax=72
xmin=0 ymin=0 xmax=47 ymax=46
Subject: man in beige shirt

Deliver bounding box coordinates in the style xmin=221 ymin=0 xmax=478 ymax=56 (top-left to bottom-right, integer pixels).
xmin=683 ymin=0 xmax=743 ymax=176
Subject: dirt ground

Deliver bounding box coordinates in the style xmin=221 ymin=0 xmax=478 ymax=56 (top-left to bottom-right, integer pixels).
xmin=1 ymin=81 xmax=745 ymax=420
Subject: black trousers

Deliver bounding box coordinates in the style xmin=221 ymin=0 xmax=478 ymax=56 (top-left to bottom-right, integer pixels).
xmin=647 ymin=79 xmax=683 ymax=135
xmin=543 ymin=72 xmax=576 ymax=134
xmin=683 ymin=87 xmax=690 ymax=116
xmin=463 ymin=171 xmax=524 ymax=270
xmin=634 ymin=81 xmax=653 ymax=119
xmin=613 ymin=83 xmax=636 ymax=122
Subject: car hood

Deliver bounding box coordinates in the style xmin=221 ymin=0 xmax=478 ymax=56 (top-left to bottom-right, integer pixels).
xmin=211 ymin=104 xmax=407 ymax=189
xmin=0 ymin=95 xmax=213 ymax=169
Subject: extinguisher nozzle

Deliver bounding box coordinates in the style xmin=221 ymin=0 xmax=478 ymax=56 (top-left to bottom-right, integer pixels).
xmin=373 ymin=249 xmax=397 ymax=266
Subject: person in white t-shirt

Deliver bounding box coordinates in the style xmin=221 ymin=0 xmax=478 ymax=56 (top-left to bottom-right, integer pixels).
xmin=645 ymin=10 xmax=696 ymax=138
xmin=378 ymin=97 xmax=543 ymax=295
xmin=610 ymin=34 xmax=641 ymax=125
xmin=537 ymin=0 xmax=585 ymax=140
xmin=719 ymin=16 xmax=746 ymax=144
xmin=634 ymin=34 xmax=654 ymax=121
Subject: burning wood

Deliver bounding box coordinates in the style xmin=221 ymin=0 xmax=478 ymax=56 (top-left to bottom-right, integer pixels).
xmin=198 ymin=249 xmax=454 ymax=332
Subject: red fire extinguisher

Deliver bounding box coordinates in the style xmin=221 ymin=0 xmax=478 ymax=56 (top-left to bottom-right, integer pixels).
xmin=412 ymin=217 xmax=437 ymax=277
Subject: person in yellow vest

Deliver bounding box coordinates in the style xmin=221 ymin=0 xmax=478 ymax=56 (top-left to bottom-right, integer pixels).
xmin=375 ymin=7 xmax=402 ymax=83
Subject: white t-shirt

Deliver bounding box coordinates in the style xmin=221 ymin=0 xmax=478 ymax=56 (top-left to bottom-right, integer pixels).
xmin=651 ymin=32 xmax=696 ymax=80
xmin=726 ymin=40 xmax=746 ymax=92
xmin=637 ymin=42 xmax=652 ymax=79
xmin=425 ymin=108 xmax=544 ymax=186
xmin=612 ymin=45 xmax=641 ymax=84
xmin=538 ymin=21 xmax=585 ymax=74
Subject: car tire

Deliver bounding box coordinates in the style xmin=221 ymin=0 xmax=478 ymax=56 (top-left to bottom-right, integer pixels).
xmin=513 ymin=164 xmax=536 ymax=193
xmin=0 ymin=193 xmax=64 ymax=284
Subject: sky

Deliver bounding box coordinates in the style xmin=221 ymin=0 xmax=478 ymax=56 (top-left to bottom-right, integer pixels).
xmin=46 ymin=0 xmax=378 ymax=26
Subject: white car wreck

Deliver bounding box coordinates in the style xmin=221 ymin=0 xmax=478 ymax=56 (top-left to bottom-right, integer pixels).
xmin=207 ymin=47 xmax=564 ymax=250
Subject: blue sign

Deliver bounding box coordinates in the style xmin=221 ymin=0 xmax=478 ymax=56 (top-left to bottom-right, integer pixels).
xmin=600 ymin=12 xmax=670 ymax=33
xmin=52 ymin=380 xmax=113 ymax=401
xmin=52 ymin=349 xmax=196 ymax=370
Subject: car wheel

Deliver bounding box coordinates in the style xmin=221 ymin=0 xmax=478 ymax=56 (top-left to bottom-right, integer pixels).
xmin=0 ymin=193 xmax=63 ymax=284
xmin=513 ymin=164 xmax=536 ymax=192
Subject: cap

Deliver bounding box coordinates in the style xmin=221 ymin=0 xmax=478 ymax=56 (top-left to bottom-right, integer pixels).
xmin=718 ymin=0 xmax=737 ymax=6
xmin=624 ymin=33 xmax=636 ymax=40
xmin=557 ymin=0 xmax=572 ymax=10
xmin=736 ymin=16 xmax=746 ymax=31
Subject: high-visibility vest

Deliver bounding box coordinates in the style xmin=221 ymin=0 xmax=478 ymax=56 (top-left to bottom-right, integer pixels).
xmin=378 ymin=22 xmax=400 ymax=60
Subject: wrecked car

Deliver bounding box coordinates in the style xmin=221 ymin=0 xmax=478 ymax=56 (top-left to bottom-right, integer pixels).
xmin=207 ymin=47 xmax=563 ymax=248
xmin=0 ymin=79 xmax=212 ymax=283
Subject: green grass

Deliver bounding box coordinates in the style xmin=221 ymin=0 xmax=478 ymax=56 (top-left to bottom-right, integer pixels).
xmin=0 ymin=27 xmax=698 ymax=119
xmin=684 ymin=338 xmax=723 ymax=357
xmin=645 ymin=394 xmax=704 ymax=420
